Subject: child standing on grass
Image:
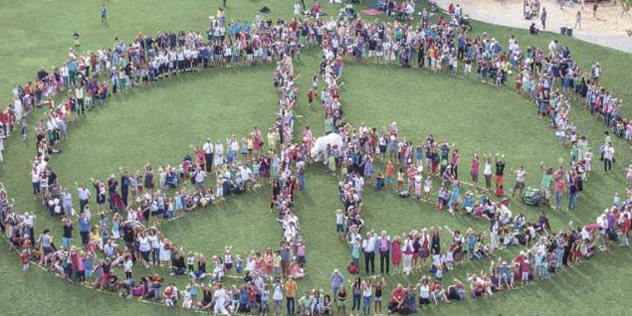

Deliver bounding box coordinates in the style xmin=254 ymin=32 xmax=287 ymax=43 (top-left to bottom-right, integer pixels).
xmin=424 ymin=175 xmax=433 ymax=200
xmin=21 ymin=118 xmax=27 ymax=141
xmin=21 ymin=249 xmax=29 ymax=273
xmin=385 ymin=161 xmax=394 ymax=190
xmin=328 ymin=152 xmax=337 ymax=174
xmin=335 ymin=209 xmax=344 ymax=233
xmin=307 ymin=89 xmax=314 ymax=106
xmin=396 ymin=168 xmax=404 ymax=192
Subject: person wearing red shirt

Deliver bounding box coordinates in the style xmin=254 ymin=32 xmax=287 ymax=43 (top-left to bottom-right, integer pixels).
xmin=387 ymin=284 xmax=405 ymax=313
xmin=621 ymin=213 xmax=630 ymax=246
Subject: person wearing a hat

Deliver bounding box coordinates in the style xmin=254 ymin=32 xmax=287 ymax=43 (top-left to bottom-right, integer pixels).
xmin=331 ymin=269 xmax=345 ymax=301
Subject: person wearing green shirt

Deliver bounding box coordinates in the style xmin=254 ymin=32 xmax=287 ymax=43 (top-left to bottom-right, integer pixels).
xmin=267 ymin=129 xmax=277 ymax=151
xmin=577 ymin=136 xmax=589 ymax=159
xmin=328 ymin=155 xmax=337 ymax=173
xmin=324 ymin=117 xmax=334 ymax=134
xmin=540 ymin=164 xmax=553 ymax=204
xmin=299 ymin=292 xmax=313 ymax=315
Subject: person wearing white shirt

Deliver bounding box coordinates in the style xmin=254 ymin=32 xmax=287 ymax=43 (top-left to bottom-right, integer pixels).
xmin=76 ymin=184 xmax=91 ymax=212
xmin=401 ymin=235 xmax=414 ymax=275
xmin=354 ymin=175 xmax=364 ymax=197
xmin=203 ymin=138 xmax=214 ymax=172
xmin=214 ymin=283 xmax=230 ymax=315
xmin=123 ymin=255 xmax=134 ymax=279
xmin=512 ymin=166 xmax=527 ymax=197
xmin=214 ymin=142 xmax=224 ymax=166
xmin=193 ymin=167 xmax=207 ymax=190
xmin=603 ymin=143 xmax=614 ymax=173
xmin=361 ymin=232 xmax=376 ymax=274
xmin=31 ymin=165 xmax=41 ymax=195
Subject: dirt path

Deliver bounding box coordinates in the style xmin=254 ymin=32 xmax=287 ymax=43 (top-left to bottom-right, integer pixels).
xmin=436 ymin=0 xmax=632 ymax=53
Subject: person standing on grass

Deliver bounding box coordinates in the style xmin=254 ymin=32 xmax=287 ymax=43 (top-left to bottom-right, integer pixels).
xmin=620 ymin=213 xmax=630 ymax=246
xmin=20 ymin=249 xmax=29 ymax=273
xmin=494 ymin=154 xmax=506 ymax=190
xmin=214 ymin=283 xmax=230 ymax=315
xmin=512 ymin=166 xmax=527 ymax=198
xmin=541 ymin=7 xmax=547 ymax=30
xmin=0 ymin=127 xmax=5 ymax=163
xmin=362 ymin=232 xmax=376 ymax=274
xmin=470 ymin=154 xmax=480 ymax=185
xmin=483 ymin=155 xmax=493 ymax=190
xmin=100 ymin=4 xmax=107 ymax=23
xmin=331 ymin=269 xmax=345 ymax=301
xmin=285 ymin=277 xmax=297 ymax=315
xmin=376 ymin=231 xmax=390 ymax=275
xmin=62 ymin=217 xmax=74 ymax=249
xmin=554 ymin=172 xmax=565 ymax=210
xmin=603 ymin=142 xmax=614 ymax=173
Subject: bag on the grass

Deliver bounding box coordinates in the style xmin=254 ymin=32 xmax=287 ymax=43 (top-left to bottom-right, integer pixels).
xmin=521 ymin=187 xmax=542 ymax=207
xmin=347 ymin=262 xmax=358 ymax=274
xmin=517 ymin=233 xmax=527 ymax=245
xmin=398 ymin=190 xmax=409 ymax=198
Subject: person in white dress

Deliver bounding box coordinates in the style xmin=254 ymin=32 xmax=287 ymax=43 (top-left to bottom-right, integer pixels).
xmin=214 ymin=283 xmax=230 ymax=315
xmin=159 ymin=239 xmax=171 ymax=267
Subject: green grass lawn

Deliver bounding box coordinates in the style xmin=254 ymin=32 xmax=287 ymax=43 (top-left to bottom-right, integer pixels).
xmin=1 ymin=1 xmax=631 ymax=315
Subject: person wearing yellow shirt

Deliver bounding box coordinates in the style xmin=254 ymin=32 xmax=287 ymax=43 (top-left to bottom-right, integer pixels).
xmin=285 ymin=277 xmax=298 ymax=315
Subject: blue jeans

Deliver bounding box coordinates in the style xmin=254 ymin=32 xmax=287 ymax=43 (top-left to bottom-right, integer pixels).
xmin=555 ymin=190 xmax=562 ymax=208
xmin=352 ymin=294 xmax=361 ymax=311
xmin=32 ymin=181 xmax=40 ymax=194
xmin=298 ymin=173 xmax=305 ymax=190
xmin=556 ymin=248 xmax=564 ymax=268
xmin=152 ymin=248 xmax=160 ymax=264
xmin=286 ymin=297 xmax=295 ymax=315
xmin=332 ymin=286 xmax=341 ymax=300
xmin=62 ymin=237 xmax=72 ymax=249
xmin=568 ymin=192 xmax=577 ymax=211
xmin=363 ymin=296 xmax=372 ymax=314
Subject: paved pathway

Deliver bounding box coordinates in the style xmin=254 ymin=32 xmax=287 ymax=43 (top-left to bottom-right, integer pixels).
xmin=435 ymin=0 xmax=632 ymax=53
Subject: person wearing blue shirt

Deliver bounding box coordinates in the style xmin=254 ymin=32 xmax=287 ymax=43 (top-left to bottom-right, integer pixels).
xmin=330 ymin=269 xmax=345 ymax=300
xmin=120 ymin=171 xmax=130 ymax=206
xmin=235 ymin=22 xmax=241 ymax=35
xmin=78 ymin=213 xmax=90 ymax=245
xmin=101 ymin=4 xmax=107 ymax=23
xmin=67 ymin=59 xmax=77 ymax=86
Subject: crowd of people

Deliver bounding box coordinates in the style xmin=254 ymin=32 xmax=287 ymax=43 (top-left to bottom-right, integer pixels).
xmin=1 ymin=2 xmax=632 ymax=314
xmin=311 ymin=12 xmax=632 ymax=313
xmin=1 ymin=22 xmax=315 ymax=312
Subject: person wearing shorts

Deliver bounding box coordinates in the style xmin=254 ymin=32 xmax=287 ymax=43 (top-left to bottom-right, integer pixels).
xmin=512 ymin=166 xmax=527 ymax=197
